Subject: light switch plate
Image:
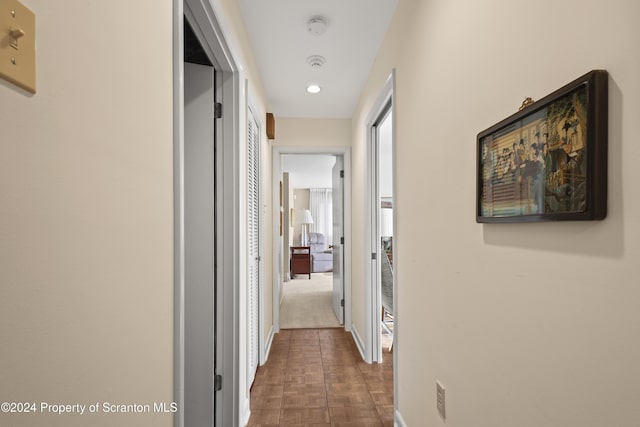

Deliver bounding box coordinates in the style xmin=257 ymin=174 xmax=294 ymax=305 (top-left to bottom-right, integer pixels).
xmin=0 ymin=0 xmax=36 ymax=93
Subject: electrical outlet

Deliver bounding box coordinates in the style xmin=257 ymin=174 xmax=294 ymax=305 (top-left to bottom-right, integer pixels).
xmin=436 ymin=381 xmax=446 ymax=420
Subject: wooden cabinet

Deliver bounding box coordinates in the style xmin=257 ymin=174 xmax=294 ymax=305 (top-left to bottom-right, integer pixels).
xmin=290 ymin=246 xmax=311 ymax=279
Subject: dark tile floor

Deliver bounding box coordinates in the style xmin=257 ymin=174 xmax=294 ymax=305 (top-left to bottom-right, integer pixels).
xmin=247 ymin=328 xmax=394 ymax=427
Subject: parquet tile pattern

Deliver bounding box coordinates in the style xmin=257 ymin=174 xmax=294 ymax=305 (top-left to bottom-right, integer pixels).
xmin=248 ymin=328 xmax=394 ymax=427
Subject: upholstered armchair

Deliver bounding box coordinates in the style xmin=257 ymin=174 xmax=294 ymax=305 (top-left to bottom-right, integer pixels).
xmin=308 ymin=232 xmax=333 ymax=272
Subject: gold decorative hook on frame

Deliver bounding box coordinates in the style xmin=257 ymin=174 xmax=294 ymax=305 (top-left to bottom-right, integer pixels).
xmin=518 ymin=97 xmax=535 ymax=111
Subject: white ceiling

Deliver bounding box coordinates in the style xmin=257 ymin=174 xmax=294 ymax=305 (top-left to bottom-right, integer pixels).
xmin=238 ymin=0 xmax=398 ymax=118
xmin=282 ymin=154 xmax=336 ymax=188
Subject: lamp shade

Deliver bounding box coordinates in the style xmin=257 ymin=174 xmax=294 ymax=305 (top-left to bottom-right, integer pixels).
xmin=300 ymin=209 xmax=314 ymax=225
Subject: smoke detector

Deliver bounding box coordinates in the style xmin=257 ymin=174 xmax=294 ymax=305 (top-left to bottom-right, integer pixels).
xmin=307 ymin=55 xmax=326 ymax=69
xmin=306 ymin=17 xmax=327 ymax=36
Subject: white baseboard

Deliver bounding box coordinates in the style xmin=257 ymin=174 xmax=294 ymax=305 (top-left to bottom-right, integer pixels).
xmin=263 ymin=326 xmax=274 ymax=364
xmin=350 ymin=324 xmax=366 ymax=361
xmin=280 ymin=283 xmax=285 ymax=307
xmin=242 ymin=397 xmax=251 ymax=427
xmin=394 ymin=408 xmax=407 ymax=427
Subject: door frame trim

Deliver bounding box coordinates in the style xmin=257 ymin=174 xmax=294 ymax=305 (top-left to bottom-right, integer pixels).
xmin=364 ymin=70 xmax=396 ymax=365
xmin=246 ymin=95 xmax=264 ymax=389
xmin=272 ymin=146 xmax=352 ymax=333
xmin=245 ymin=85 xmax=267 ymax=367
xmin=174 ymin=1 xmax=241 ymax=426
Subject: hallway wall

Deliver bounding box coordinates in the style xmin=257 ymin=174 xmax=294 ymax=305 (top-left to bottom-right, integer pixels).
xmin=0 ymin=1 xmax=174 ymax=426
xmin=0 ymin=0 xmax=273 ymax=426
xmin=352 ymin=0 xmax=640 ymax=426
xmin=274 ymin=118 xmax=352 ymax=148
xmin=292 ymin=189 xmax=310 ymax=245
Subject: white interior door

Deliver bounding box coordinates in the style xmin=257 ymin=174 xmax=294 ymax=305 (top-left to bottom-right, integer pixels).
xmin=369 ymin=100 xmax=393 ymax=362
xmin=184 ymin=61 xmax=216 ymax=427
xmin=332 ymin=156 xmax=344 ymax=324
xmin=247 ymin=107 xmax=260 ymax=388
xmin=376 ymin=107 xmax=394 ymax=360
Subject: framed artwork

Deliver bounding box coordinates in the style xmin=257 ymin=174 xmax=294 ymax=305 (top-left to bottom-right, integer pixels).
xmin=476 ymin=70 xmax=608 ymax=223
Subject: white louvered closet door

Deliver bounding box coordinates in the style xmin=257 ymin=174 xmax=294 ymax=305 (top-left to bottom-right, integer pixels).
xmin=247 ymin=108 xmax=261 ymax=388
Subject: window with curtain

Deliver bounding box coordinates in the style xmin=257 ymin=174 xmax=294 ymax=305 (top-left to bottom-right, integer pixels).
xmin=309 ymin=188 xmax=332 ymax=248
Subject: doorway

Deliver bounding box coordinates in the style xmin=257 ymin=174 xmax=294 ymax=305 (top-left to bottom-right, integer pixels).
xmin=365 ymin=72 xmax=396 ymax=365
xmin=272 ymin=147 xmax=352 ymax=333
xmin=183 ymin=16 xmax=217 ymax=427
xmin=174 ymin=2 xmax=241 ymax=426
xmin=373 ymin=105 xmax=394 ymax=355
xmin=278 ymin=154 xmax=344 ymax=329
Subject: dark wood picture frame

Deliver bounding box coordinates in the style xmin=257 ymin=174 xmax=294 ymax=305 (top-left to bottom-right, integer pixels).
xmin=476 ymin=70 xmax=608 ymax=223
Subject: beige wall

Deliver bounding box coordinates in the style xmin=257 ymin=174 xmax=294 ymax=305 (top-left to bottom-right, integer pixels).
xmin=0 ymin=0 xmax=273 ymax=426
xmin=293 ymin=189 xmax=310 ymax=245
xmin=282 ymin=173 xmax=292 ymax=280
xmin=287 ymin=182 xmax=294 ymax=248
xmin=0 ymin=1 xmax=174 ymax=426
xmin=352 ymin=0 xmax=640 ymax=426
xmin=273 ymin=117 xmax=352 ymax=147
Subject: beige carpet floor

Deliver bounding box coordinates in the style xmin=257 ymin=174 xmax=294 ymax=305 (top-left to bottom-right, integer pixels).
xmin=279 ymin=272 xmax=341 ymax=329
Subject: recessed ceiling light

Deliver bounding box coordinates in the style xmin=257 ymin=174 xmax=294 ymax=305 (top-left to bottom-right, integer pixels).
xmin=306 ymin=84 xmax=321 ymax=94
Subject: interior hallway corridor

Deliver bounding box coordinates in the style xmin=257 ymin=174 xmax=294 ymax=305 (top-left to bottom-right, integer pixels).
xmin=247 ymin=329 xmax=394 ymax=426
